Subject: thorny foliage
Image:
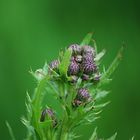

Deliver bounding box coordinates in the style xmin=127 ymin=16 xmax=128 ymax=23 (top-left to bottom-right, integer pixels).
xmin=7 ymin=34 xmax=129 ymax=140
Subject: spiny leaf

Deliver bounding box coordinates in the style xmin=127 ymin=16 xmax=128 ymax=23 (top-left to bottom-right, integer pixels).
xmin=69 ymin=132 xmax=81 ymax=140
xmin=95 ymin=49 xmax=106 ymax=62
xmin=101 ymin=46 xmax=124 ymax=80
xmin=107 ymin=133 xmax=117 ymax=140
xmin=89 ymin=127 xmax=98 ymax=140
xmin=94 ymin=101 xmax=110 ymax=110
xmin=26 ymin=92 xmax=32 ymax=103
xmin=43 ymin=62 xmax=49 ymax=74
xmin=59 ymin=49 xmax=72 ymax=78
xmin=29 ymin=68 xmax=45 ymax=81
xmin=95 ymin=90 xmax=110 ymax=101
xmin=98 ymin=45 xmax=125 ymax=87
xmin=6 ymin=121 xmax=16 ymax=140
xmin=80 ymin=33 xmax=93 ymax=46
xmin=131 ymin=136 xmax=135 ymax=140
xmin=31 ymin=76 xmax=50 ymax=138
xmin=91 ymin=39 xmax=98 ymax=54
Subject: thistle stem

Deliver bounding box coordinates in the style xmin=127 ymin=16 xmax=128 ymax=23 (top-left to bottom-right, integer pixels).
xmin=60 ymin=130 xmax=68 ymax=140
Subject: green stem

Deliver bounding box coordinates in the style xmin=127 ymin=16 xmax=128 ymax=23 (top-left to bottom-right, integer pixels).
xmin=60 ymin=132 xmax=68 ymax=140
xmin=58 ymin=83 xmax=69 ymax=140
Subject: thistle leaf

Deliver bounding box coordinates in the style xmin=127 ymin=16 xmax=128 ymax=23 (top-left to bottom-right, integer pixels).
xmin=107 ymin=133 xmax=117 ymax=140
xmin=95 ymin=90 xmax=110 ymax=101
xmin=98 ymin=45 xmax=125 ymax=87
xmin=31 ymin=76 xmax=50 ymax=138
xmin=80 ymin=33 xmax=93 ymax=46
xmin=59 ymin=49 xmax=72 ymax=78
xmin=102 ymin=46 xmax=124 ymax=79
xmin=89 ymin=127 xmax=98 ymax=140
xmin=6 ymin=121 xmax=16 ymax=140
xmin=91 ymin=39 xmax=98 ymax=54
xmin=95 ymin=49 xmax=106 ymax=62
xmin=94 ymin=101 xmax=110 ymax=110
xmin=131 ymin=136 xmax=135 ymax=140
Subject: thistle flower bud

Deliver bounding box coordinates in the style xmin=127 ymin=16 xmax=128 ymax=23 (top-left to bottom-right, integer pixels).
xmin=76 ymin=88 xmax=90 ymax=102
xmin=82 ymin=45 xmax=95 ymax=57
xmin=49 ymin=60 xmax=60 ymax=71
xmin=68 ymin=60 xmax=79 ymax=75
xmin=94 ymin=73 xmax=101 ymax=81
xmin=40 ymin=108 xmax=54 ymax=122
xmin=40 ymin=108 xmax=57 ymax=127
xmin=73 ymin=99 xmax=82 ymax=107
xmin=82 ymin=74 xmax=90 ymax=81
xmin=82 ymin=61 xmax=97 ymax=74
xmin=68 ymin=44 xmax=81 ymax=55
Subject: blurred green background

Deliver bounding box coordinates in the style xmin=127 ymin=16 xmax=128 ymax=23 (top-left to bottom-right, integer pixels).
xmin=0 ymin=0 xmax=140 ymax=139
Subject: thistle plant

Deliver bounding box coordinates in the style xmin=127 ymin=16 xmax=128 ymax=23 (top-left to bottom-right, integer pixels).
xmin=7 ymin=33 xmax=126 ymax=140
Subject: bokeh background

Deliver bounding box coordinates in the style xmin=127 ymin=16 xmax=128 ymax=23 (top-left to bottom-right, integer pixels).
xmin=0 ymin=0 xmax=140 ymax=139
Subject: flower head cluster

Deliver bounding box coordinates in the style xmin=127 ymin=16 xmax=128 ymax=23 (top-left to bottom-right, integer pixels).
xmin=67 ymin=45 xmax=100 ymax=106
xmin=48 ymin=44 xmax=101 ymax=108
xmin=67 ymin=44 xmax=99 ymax=82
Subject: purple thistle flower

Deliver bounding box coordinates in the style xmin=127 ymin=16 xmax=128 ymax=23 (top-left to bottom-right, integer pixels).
xmin=68 ymin=60 xmax=79 ymax=75
xmin=76 ymin=88 xmax=90 ymax=102
xmin=82 ymin=61 xmax=97 ymax=74
xmin=72 ymin=88 xmax=92 ymax=107
xmin=49 ymin=60 xmax=60 ymax=71
xmin=68 ymin=44 xmax=81 ymax=55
